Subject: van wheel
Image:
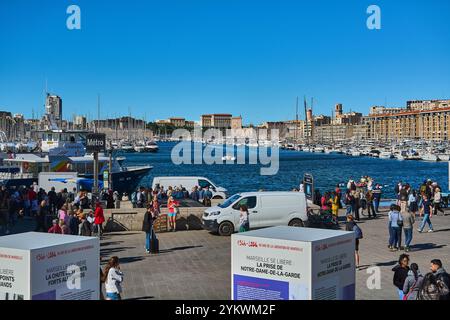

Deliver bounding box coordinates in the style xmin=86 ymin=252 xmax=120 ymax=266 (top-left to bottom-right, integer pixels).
xmin=212 ymin=195 xmax=223 ymax=199
xmin=288 ymin=219 xmax=304 ymax=227
xmin=218 ymin=221 xmax=234 ymax=236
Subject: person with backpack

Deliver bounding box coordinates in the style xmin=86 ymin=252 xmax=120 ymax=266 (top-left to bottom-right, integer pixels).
xmin=433 ymin=187 xmax=445 ymax=216
xmin=418 ymin=259 xmax=450 ymax=300
xmin=392 ymin=253 xmax=410 ymax=300
xmin=429 ymin=259 xmax=450 ymax=300
xmin=402 ymin=263 xmax=424 ymax=300
xmin=345 ymin=215 xmax=362 ymax=269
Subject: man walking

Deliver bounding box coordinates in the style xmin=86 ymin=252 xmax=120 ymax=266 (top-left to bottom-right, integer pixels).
xmin=418 ymin=194 xmax=434 ymax=233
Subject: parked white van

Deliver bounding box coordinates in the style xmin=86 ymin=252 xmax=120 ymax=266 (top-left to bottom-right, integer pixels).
xmin=152 ymin=176 xmax=227 ymax=199
xmin=202 ymin=191 xmax=308 ymax=236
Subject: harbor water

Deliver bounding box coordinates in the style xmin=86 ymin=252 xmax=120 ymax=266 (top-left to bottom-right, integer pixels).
xmin=122 ymin=142 xmax=449 ymax=199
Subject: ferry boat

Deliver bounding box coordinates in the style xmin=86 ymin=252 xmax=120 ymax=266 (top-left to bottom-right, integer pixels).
xmin=0 ymin=132 xmax=152 ymax=194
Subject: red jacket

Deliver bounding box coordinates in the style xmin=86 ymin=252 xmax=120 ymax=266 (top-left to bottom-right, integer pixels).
xmin=94 ymin=207 xmax=105 ymax=225
xmin=48 ymin=225 xmax=62 ymax=234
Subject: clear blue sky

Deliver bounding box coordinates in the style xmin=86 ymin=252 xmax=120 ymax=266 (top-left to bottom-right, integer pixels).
xmin=1 ymin=0 xmax=450 ymax=124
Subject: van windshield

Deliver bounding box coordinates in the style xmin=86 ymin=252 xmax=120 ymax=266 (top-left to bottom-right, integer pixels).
xmin=218 ymin=194 xmax=241 ymax=208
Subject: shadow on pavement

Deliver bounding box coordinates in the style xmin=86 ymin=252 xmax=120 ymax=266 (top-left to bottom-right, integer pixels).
xmin=159 ymin=245 xmax=203 ymax=253
xmin=119 ymin=256 xmax=146 ymax=264
xmin=101 ymin=246 xmax=136 ymax=256
xmin=125 ymin=296 xmax=155 ymax=300
xmin=103 ymin=232 xmax=142 ymax=237
xmin=411 ymin=243 xmax=447 ymax=251
xmin=375 ymin=260 xmax=397 ymax=267
xmin=434 ymin=228 xmax=450 ymax=233
xmin=100 ymin=241 xmax=124 ymax=247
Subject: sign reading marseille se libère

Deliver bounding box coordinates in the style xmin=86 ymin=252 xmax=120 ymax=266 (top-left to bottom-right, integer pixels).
xmin=232 ymin=226 xmax=356 ymax=300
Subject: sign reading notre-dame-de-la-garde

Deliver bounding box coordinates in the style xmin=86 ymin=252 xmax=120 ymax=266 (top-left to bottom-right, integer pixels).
xmin=85 ymin=133 xmax=106 ymax=153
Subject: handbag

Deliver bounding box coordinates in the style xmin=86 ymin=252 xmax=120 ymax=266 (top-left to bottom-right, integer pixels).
xmin=403 ymin=280 xmax=417 ymax=300
xmin=397 ymin=217 xmax=404 ymax=227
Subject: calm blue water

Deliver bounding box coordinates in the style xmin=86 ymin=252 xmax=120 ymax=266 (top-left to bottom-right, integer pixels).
xmin=122 ymin=142 xmax=449 ymax=198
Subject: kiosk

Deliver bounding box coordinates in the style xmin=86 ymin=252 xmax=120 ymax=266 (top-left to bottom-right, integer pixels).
xmin=0 ymin=232 xmax=99 ymax=300
xmin=232 ymin=226 xmax=355 ymax=300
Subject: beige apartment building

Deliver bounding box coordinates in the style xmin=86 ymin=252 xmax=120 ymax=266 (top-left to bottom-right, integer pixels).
xmin=201 ymin=114 xmax=232 ymax=128
xmin=367 ymin=100 xmax=450 ymax=141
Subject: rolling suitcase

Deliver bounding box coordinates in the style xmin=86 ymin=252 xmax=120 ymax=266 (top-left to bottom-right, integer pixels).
xmin=150 ymin=229 xmax=159 ymax=254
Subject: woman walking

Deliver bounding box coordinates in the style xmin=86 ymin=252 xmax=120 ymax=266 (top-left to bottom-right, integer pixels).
xmin=402 ymin=263 xmax=424 ymax=300
xmin=239 ymin=205 xmax=250 ymax=232
xmin=103 ymin=256 xmax=124 ymax=300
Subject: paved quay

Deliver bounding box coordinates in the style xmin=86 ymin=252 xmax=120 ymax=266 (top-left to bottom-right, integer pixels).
xmin=99 ymin=208 xmax=450 ymax=300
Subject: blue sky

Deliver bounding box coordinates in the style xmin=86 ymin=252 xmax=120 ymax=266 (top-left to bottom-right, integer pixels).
xmin=1 ymin=0 xmax=450 ymax=124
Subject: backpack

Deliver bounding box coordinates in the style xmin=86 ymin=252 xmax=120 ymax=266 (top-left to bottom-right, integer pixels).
xmin=353 ymin=223 xmax=363 ymax=239
xmin=418 ymin=272 xmax=450 ymax=300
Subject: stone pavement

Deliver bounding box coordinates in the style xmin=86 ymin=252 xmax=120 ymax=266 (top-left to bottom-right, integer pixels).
xmin=99 ymin=208 xmax=450 ymax=300
xmin=2 ymin=209 xmax=449 ymax=300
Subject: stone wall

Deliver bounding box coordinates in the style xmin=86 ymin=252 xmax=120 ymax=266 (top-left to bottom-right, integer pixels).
xmin=103 ymin=202 xmax=208 ymax=232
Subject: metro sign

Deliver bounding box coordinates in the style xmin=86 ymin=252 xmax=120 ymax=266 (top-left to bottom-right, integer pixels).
xmin=85 ymin=133 xmax=106 ymax=153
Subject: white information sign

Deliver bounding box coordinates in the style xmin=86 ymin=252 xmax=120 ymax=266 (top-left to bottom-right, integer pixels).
xmin=0 ymin=232 xmax=99 ymax=300
xmin=231 ymin=226 xmax=355 ymax=300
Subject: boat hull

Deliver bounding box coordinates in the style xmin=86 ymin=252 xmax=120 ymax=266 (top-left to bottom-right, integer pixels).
xmin=1 ymin=167 xmax=152 ymax=195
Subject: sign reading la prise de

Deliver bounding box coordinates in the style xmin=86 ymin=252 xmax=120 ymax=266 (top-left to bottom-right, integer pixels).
xmin=85 ymin=133 xmax=106 ymax=153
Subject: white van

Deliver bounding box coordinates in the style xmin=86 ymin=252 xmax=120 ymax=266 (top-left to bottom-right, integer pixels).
xmin=151 ymin=176 xmax=227 ymax=199
xmin=202 ymin=191 xmax=308 ymax=236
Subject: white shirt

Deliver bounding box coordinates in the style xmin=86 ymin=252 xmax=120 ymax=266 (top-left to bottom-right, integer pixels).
xmin=105 ymin=267 xmax=124 ymax=294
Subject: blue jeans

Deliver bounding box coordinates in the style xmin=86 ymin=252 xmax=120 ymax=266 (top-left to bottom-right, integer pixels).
xmin=404 ymin=228 xmax=413 ymax=247
xmin=388 ymin=222 xmax=393 ymax=245
xmin=145 ymin=229 xmax=153 ymax=251
xmin=398 ymin=289 xmax=404 ymax=300
xmin=346 ymin=205 xmax=352 ymax=215
xmin=419 ymin=214 xmax=433 ymax=232
xmin=389 ymin=227 xmax=401 ymax=248
xmin=374 ymin=198 xmax=380 ymax=213
xmin=106 ymin=292 xmax=121 ymax=300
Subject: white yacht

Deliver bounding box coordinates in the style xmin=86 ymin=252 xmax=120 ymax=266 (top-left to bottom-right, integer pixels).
xmin=379 ymin=151 xmax=394 ymax=159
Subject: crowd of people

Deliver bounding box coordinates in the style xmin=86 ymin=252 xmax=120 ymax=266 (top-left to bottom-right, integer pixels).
xmin=392 ymin=255 xmax=449 ymax=300
xmin=128 ymin=184 xmax=213 ymax=208
xmin=0 ymin=184 xmax=105 ymax=237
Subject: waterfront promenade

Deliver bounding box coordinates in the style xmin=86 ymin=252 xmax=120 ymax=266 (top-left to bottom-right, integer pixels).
xmin=2 ymin=207 xmax=449 ymax=300
xmin=98 ymin=207 xmax=450 ymax=300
